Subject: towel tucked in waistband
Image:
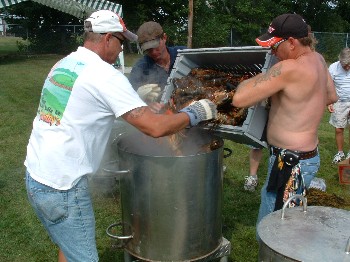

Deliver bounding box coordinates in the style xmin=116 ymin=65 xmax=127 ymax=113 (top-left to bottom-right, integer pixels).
xmin=267 ymin=146 xmax=309 ymax=210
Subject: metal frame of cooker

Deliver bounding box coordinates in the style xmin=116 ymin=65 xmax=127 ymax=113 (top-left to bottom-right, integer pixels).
xmin=123 ymin=237 xmax=231 ymax=261
xmin=161 ymin=46 xmax=276 ymax=148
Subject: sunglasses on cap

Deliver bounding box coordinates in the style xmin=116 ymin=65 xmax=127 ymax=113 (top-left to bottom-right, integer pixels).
xmin=271 ymin=38 xmax=288 ymax=51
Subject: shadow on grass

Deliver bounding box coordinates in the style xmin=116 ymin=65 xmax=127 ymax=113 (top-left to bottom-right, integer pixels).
xmin=0 ymin=53 xmax=65 ymax=65
xmin=0 ymin=179 xmax=6 ymax=190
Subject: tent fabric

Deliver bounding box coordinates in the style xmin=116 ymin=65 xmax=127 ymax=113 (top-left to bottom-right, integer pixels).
xmin=1 ymin=1 xmax=122 ymax=18
xmin=0 ymin=0 xmax=126 ymax=73
xmin=31 ymin=0 xmax=122 ymax=19
xmin=79 ymin=0 xmax=122 ymax=15
xmin=0 ymin=0 xmax=29 ymax=8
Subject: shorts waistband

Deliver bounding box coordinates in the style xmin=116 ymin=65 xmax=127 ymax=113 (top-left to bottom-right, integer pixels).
xmin=270 ymin=146 xmax=318 ymax=160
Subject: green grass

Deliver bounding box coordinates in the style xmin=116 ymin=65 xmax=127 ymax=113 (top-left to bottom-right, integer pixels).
xmin=0 ymin=36 xmax=28 ymax=56
xmin=1 ymin=37 xmax=350 ymax=262
xmin=123 ymin=52 xmax=142 ymax=67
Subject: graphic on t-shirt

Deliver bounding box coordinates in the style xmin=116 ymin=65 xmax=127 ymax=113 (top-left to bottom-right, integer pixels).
xmin=37 ymin=58 xmax=85 ymax=126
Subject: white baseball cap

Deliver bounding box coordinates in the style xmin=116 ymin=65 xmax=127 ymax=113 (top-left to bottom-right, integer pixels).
xmin=84 ymin=10 xmax=137 ymax=42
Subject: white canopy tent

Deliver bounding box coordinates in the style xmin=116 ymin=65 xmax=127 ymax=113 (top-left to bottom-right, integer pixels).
xmin=0 ymin=0 xmax=126 ymax=72
xmin=0 ymin=0 xmax=28 ymax=8
xmin=1 ymin=0 xmax=122 ymax=18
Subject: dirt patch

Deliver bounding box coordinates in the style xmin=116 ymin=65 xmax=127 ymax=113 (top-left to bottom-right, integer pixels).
xmin=307 ymin=188 xmax=349 ymax=209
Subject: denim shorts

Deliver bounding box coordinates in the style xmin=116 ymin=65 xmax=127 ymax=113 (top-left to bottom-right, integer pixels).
xmin=25 ymin=171 xmax=98 ymax=262
xmin=256 ymin=151 xmax=320 ymax=226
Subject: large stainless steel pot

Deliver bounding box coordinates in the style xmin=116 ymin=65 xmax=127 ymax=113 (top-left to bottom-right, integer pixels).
xmin=91 ymin=119 xmax=136 ymax=195
xmin=258 ymin=195 xmax=350 ymax=261
xmin=106 ymin=127 xmax=227 ymax=261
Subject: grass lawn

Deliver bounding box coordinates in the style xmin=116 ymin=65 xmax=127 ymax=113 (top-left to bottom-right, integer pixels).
xmin=1 ymin=38 xmax=349 ymax=261
xmin=0 ymin=36 xmax=22 ymax=53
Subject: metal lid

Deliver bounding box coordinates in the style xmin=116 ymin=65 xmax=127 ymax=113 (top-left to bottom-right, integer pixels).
xmin=258 ymin=206 xmax=350 ymax=261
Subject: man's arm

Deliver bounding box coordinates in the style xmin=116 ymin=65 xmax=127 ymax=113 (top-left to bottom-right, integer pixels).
xmin=122 ymin=106 xmax=189 ymax=137
xmin=122 ymin=99 xmax=217 ymax=138
xmin=232 ymin=63 xmax=285 ymax=108
xmin=325 ymin=72 xmax=338 ymax=105
xmin=321 ymin=54 xmax=338 ymax=106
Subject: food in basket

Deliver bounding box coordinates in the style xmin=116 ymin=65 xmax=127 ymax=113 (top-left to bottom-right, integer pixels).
xmin=169 ymin=68 xmax=252 ymax=126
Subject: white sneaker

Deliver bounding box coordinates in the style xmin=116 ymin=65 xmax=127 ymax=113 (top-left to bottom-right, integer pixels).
xmin=244 ymin=176 xmax=258 ymax=191
xmin=332 ymin=152 xmax=345 ymax=164
xmin=346 ymin=152 xmax=350 ymax=160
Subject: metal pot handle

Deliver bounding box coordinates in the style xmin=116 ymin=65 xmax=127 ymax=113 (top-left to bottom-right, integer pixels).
xmin=102 ymin=160 xmax=130 ymax=177
xmin=106 ymin=222 xmax=133 ymax=240
xmin=223 ymin=148 xmax=232 ymax=158
xmin=345 ymin=237 xmax=350 ymax=254
xmin=102 ymin=132 xmax=130 ymax=177
xmin=281 ymin=194 xmax=307 ymax=219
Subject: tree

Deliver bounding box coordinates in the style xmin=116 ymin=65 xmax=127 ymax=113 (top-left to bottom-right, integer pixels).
xmin=190 ymin=0 xmax=233 ymax=47
xmin=274 ymin=0 xmax=350 ymax=32
xmin=117 ymin=0 xmax=189 ymax=46
xmin=2 ymin=0 xmax=350 ymax=54
xmin=4 ymin=1 xmax=81 ymax=54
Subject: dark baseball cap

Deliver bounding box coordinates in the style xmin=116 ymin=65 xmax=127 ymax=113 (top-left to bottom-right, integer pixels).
xmin=136 ymin=21 xmax=163 ymax=52
xmin=256 ymin=13 xmax=308 ymax=47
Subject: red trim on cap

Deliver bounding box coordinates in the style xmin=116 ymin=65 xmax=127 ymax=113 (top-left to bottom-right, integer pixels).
xmin=117 ymin=14 xmax=127 ymax=32
xmin=256 ymin=36 xmax=283 ymax=47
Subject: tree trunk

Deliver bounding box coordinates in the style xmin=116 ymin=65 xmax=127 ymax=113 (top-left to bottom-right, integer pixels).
xmin=187 ymin=0 xmax=193 ymax=48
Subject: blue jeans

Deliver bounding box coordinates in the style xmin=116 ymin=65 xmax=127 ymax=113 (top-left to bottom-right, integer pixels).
xmin=257 ymin=151 xmax=320 ymax=226
xmin=26 ymin=171 xmax=98 ymax=262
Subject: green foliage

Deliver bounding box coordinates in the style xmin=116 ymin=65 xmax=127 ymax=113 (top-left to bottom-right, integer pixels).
xmin=4 ymin=1 xmax=82 ymax=54
xmin=16 ymin=39 xmax=29 ymax=53
xmin=117 ymin=0 xmax=189 ymax=46
xmin=313 ymin=32 xmax=349 ymax=63
xmin=2 ymin=0 xmax=350 ymax=51
xmin=275 ymin=0 xmax=350 ymax=32
xmin=191 ymin=0 xmax=233 ymax=47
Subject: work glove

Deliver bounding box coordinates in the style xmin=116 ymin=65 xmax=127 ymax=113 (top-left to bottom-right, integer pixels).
xmin=179 ymin=99 xmax=218 ymax=126
xmin=136 ymin=84 xmax=162 ymax=103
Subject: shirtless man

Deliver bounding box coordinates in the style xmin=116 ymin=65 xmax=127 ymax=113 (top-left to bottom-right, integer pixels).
xmin=232 ymin=13 xmax=338 ymax=224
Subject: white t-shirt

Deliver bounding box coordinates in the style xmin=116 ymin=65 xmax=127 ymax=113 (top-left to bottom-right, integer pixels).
xmin=329 ymin=61 xmax=350 ymax=101
xmin=24 ymin=47 xmax=146 ymax=190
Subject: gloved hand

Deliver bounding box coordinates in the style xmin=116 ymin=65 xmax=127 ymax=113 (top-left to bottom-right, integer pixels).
xmin=136 ymin=84 xmax=161 ymax=103
xmin=179 ymin=99 xmax=218 ymax=126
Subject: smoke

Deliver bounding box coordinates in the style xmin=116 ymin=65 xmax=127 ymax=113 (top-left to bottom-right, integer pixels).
xmin=89 ymin=123 xmax=221 ymax=196
xmin=117 ymin=127 xmax=220 ymax=157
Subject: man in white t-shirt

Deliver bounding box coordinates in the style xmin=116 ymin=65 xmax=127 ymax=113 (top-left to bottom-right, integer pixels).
xmin=328 ymin=48 xmax=350 ymax=164
xmin=24 ymin=10 xmax=217 ymax=262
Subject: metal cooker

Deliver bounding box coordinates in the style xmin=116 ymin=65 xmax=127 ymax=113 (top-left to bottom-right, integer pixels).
xmin=106 ymin=128 xmax=231 ymax=261
xmin=258 ymin=195 xmax=350 ymax=261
